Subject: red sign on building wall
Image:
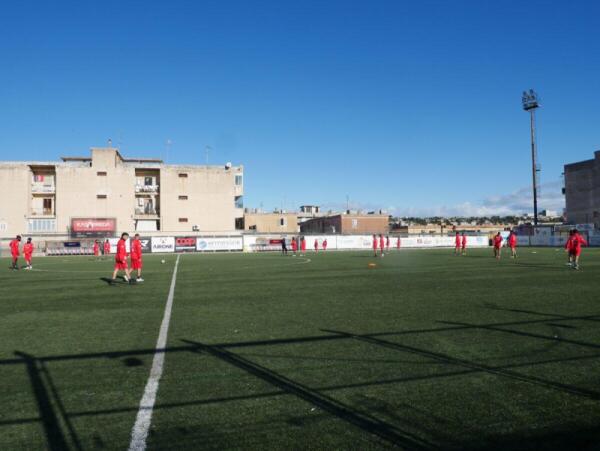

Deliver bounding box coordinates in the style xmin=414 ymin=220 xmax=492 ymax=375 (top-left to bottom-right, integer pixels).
xmin=71 ymin=218 xmax=116 ymax=237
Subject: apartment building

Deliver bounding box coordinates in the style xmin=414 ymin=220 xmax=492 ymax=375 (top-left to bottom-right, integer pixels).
xmin=0 ymin=147 xmax=244 ymax=238
xmin=564 ymin=150 xmax=600 ymax=227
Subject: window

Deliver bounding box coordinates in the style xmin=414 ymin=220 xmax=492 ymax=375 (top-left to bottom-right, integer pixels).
xmin=179 ymin=173 xmax=188 ymax=178
xmin=280 ymin=217 xmax=287 ymax=227
xmin=179 ymin=218 xmax=188 ymax=223
xmin=235 ymin=174 xmax=243 ymax=186
xmin=97 ymin=194 xmax=107 ymax=199
xmin=43 ymin=198 xmax=53 ymax=215
xmin=352 ymin=219 xmax=358 ymax=229
xmin=28 ymin=218 xmax=56 ymax=233
xmin=97 ymin=171 xmax=107 ymax=176
xmin=144 ymin=176 xmax=153 ymax=186
xmin=179 ymin=195 xmax=188 ymax=200
xmin=235 ymin=195 xmax=243 ymax=209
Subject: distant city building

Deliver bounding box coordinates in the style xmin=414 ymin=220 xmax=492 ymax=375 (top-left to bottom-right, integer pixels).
xmin=0 ymin=147 xmax=244 ymax=238
xmin=244 ymin=212 xmax=299 ymax=233
xmin=300 ymin=213 xmax=388 ymax=235
xmin=564 ymin=150 xmax=600 ymax=227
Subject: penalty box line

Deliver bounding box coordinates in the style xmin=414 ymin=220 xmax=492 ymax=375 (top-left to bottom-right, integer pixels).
xmin=128 ymin=254 xmax=180 ymax=451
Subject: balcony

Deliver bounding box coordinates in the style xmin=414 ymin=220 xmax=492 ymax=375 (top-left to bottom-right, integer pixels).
xmin=135 ymin=207 xmax=160 ymax=218
xmin=31 ymin=183 xmax=56 ymax=194
xmin=135 ymin=184 xmax=159 ymax=193
xmin=30 ymin=208 xmax=55 ymax=217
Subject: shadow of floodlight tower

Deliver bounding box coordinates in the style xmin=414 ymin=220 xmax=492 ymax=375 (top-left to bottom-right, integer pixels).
xmin=522 ymin=89 xmax=541 ymax=225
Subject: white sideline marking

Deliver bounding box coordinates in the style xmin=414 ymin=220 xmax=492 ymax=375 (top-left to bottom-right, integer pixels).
xmin=128 ymin=254 xmax=180 ymax=451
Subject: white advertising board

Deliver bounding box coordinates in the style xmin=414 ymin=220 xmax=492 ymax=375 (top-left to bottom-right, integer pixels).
xmin=196 ymin=237 xmax=243 ymax=252
xmin=151 ymin=236 xmax=175 ymax=253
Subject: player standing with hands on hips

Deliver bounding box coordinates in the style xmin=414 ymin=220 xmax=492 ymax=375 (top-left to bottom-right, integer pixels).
xmin=9 ymin=235 xmax=21 ymax=270
xmin=111 ymin=233 xmax=131 ymax=284
xmin=23 ymin=238 xmax=34 ymax=270
xmin=130 ymin=234 xmax=144 ymax=282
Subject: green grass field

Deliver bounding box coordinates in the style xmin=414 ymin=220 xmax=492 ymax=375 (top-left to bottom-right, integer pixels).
xmin=2 ymin=247 xmax=600 ymax=450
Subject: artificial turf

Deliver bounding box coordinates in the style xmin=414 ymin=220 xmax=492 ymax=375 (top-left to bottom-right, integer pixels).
xmin=1 ymin=247 xmax=600 ymax=450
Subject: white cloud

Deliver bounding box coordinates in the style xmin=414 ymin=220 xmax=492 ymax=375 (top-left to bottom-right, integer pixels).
xmin=322 ymin=181 xmax=565 ymax=217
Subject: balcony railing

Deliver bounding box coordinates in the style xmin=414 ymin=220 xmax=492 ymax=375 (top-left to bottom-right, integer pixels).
xmin=31 ymin=183 xmax=56 ymax=193
xmin=135 ymin=208 xmax=159 ymax=216
xmin=135 ymin=184 xmax=159 ymax=193
xmin=30 ymin=208 xmax=55 ymax=216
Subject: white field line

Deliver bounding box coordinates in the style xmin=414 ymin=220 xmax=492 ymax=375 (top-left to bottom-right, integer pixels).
xmin=128 ymin=254 xmax=181 ymax=451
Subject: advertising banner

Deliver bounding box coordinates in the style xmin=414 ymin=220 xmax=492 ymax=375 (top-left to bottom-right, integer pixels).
xmin=196 ymin=237 xmax=243 ymax=252
xmin=139 ymin=237 xmax=152 ymax=253
xmin=151 ymin=236 xmax=175 ymax=253
xmin=71 ymin=218 xmax=116 ymax=238
xmin=175 ymin=236 xmax=197 ymax=252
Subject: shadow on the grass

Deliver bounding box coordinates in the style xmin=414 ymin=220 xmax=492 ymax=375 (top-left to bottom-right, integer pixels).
xmin=6 ymin=312 xmax=600 ymax=450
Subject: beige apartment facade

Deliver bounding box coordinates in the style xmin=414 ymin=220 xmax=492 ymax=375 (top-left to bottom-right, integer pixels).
xmin=0 ymin=147 xmax=244 ymax=239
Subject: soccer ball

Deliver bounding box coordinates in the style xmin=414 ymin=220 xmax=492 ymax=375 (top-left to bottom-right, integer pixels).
xmin=161 ymin=259 xmax=166 ymax=264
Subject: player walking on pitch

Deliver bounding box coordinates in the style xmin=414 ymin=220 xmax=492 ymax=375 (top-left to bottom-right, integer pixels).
xmin=372 ymin=235 xmax=378 ymax=257
xmin=455 ymin=232 xmax=461 ymax=255
xmin=9 ymin=235 xmax=21 ymax=270
xmin=396 ymin=237 xmax=401 ymax=250
xmin=300 ymin=236 xmax=306 ymax=256
xmin=322 ymin=239 xmax=328 ymax=251
xmin=461 ymin=233 xmax=467 ymax=255
xmin=291 ymin=237 xmax=298 ymax=256
xmin=130 ymin=234 xmax=144 ymax=282
xmin=508 ymin=231 xmax=518 ymax=258
xmin=103 ymin=239 xmax=111 ymax=258
xmin=93 ymin=240 xmax=100 ymax=258
xmin=493 ymin=232 xmax=503 ymax=259
xmin=111 ymin=233 xmax=131 ymax=283
xmin=379 ymin=234 xmax=385 ymax=257
xmin=568 ymin=229 xmax=587 ymax=270
xmin=314 ymin=238 xmax=318 ymax=253
xmin=23 ymin=238 xmax=34 ymax=270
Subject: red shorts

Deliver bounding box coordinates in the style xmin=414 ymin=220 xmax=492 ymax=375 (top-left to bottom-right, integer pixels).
xmin=570 ymin=249 xmax=581 ymax=257
xmin=24 ymin=254 xmax=32 ymax=261
xmin=494 ymin=246 xmax=501 ymax=250
xmin=114 ymin=260 xmax=128 ymax=270
xmin=131 ymin=259 xmax=142 ymax=270
xmin=510 ymin=245 xmax=516 ymax=250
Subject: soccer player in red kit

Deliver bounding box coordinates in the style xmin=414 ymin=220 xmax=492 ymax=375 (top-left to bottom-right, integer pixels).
xmin=461 ymin=233 xmax=467 ymax=255
xmin=300 ymin=237 xmax=306 ymax=256
xmin=314 ymin=239 xmax=318 ymax=253
xmin=569 ymin=229 xmax=588 ymax=270
xmin=111 ymin=233 xmax=131 ymax=283
xmin=23 ymin=238 xmax=34 ymax=270
xmin=103 ymin=239 xmax=111 ymax=257
xmin=454 ymin=232 xmax=461 ymax=255
xmin=379 ymin=234 xmax=385 ymax=257
xmin=372 ymin=235 xmax=378 ymax=257
xmin=130 ymin=233 xmax=144 ymax=282
xmin=386 ymin=236 xmax=390 ymax=252
xmin=508 ymin=231 xmax=518 ymax=258
xmin=396 ymin=237 xmax=401 ymax=250
xmin=493 ymin=233 xmax=503 ymax=259
xmin=291 ymin=237 xmax=298 ymax=256
xmin=9 ymin=235 xmax=21 ymax=270
xmin=93 ymin=240 xmax=100 ymax=258
xmin=565 ymin=230 xmax=574 ymax=267
xmin=322 ymin=239 xmax=328 ymax=251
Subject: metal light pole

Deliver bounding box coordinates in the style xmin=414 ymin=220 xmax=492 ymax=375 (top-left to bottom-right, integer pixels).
xmin=522 ymin=89 xmax=540 ymax=225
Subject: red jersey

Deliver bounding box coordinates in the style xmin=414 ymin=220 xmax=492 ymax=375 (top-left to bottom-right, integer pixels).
xmin=23 ymin=242 xmax=34 ymax=257
xmin=571 ymin=233 xmax=588 ymax=252
xmin=9 ymin=239 xmax=20 ymax=257
xmin=372 ymin=237 xmax=378 ymax=249
xmin=508 ymin=234 xmax=517 ymax=248
xmin=493 ymin=235 xmax=503 ymax=248
xmin=131 ymin=239 xmax=142 ymax=261
xmin=323 ymin=240 xmax=327 ymax=250
xmin=455 ymin=235 xmax=461 ymax=247
xmin=314 ymin=240 xmax=318 ymax=250
xmin=379 ymin=236 xmax=385 ymax=250
xmin=104 ymin=242 xmax=111 ymax=254
xmin=93 ymin=242 xmax=99 ymax=255
xmin=291 ymin=240 xmax=297 ymax=251
xmin=300 ymin=240 xmax=306 ymax=252
xmin=396 ymin=237 xmax=401 ymax=248
xmin=461 ymin=235 xmax=467 ymax=247
xmin=565 ymin=237 xmax=573 ymax=251
xmin=116 ymin=239 xmax=128 ymax=262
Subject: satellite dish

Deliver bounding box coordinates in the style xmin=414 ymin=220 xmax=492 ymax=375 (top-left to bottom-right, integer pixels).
xmin=225 ymin=162 xmax=232 ymax=169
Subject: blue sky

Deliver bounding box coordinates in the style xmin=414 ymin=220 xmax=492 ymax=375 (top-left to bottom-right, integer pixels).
xmin=1 ymin=0 xmax=599 ymax=216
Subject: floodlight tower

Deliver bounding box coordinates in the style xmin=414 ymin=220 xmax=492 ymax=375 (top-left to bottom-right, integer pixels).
xmin=522 ymin=89 xmax=541 ymax=225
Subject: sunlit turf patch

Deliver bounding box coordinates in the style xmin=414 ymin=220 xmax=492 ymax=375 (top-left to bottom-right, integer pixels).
xmin=1 ymin=248 xmax=600 ymax=449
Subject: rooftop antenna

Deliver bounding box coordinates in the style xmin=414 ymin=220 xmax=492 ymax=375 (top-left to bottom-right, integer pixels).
xmin=108 ymin=138 xmax=112 ymax=147
xmin=205 ymin=145 xmax=212 ymax=165
xmin=521 ymin=88 xmax=541 ymax=226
